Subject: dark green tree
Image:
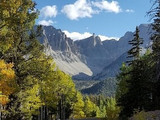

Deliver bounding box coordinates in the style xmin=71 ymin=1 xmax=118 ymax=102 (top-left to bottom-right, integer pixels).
xmin=127 ymin=26 xmax=143 ymax=65
xmin=148 ymin=0 xmax=160 ymax=110
xmin=117 ymin=27 xmax=153 ymax=119
xmin=116 ymin=63 xmax=130 ymax=101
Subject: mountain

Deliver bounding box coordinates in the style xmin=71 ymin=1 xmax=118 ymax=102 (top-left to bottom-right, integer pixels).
xmin=39 ymin=24 xmax=152 ymax=80
xmin=81 ymin=78 xmax=117 ymax=96
xmin=93 ymin=52 xmax=128 ymax=80
xmin=93 ymin=24 xmax=152 ymax=80
xmin=74 ymin=80 xmax=99 ymax=91
xmin=40 ymin=26 xmax=93 ymax=78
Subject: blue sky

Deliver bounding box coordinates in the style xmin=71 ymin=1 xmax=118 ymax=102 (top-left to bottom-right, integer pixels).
xmin=34 ymin=0 xmax=152 ymax=40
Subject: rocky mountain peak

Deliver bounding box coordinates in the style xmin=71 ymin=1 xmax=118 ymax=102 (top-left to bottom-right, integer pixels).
xmin=42 ymin=26 xmax=78 ymax=54
xmin=89 ymin=33 xmax=102 ymax=46
xmin=40 ymin=23 xmax=153 ymax=80
xmin=75 ymin=34 xmax=102 ymax=50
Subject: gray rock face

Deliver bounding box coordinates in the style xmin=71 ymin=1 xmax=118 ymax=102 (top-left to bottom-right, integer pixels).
xmin=40 ymin=24 xmax=153 ymax=80
xmin=42 ymin=26 xmax=78 ymax=53
xmin=93 ymin=24 xmax=152 ymax=80
xmin=41 ymin=26 xmax=93 ymax=77
xmin=75 ymin=34 xmax=107 ymax=74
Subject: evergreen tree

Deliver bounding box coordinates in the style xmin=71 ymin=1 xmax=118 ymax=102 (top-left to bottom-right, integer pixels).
xmin=148 ymin=0 xmax=160 ymax=109
xmin=127 ymin=26 xmax=143 ymax=65
xmin=117 ymin=27 xmax=153 ymax=119
xmin=116 ymin=63 xmax=130 ymax=101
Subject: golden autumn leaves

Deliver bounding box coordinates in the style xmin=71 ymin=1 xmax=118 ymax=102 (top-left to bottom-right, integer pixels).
xmin=0 ymin=60 xmax=15 ymax=105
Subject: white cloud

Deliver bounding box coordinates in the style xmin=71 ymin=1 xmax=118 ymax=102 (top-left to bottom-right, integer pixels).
xmin=41 ymin=5 xmax=57 ymax=18
xmin=61 ymin=0 xmax=122 ymax=20
xmin=98 ymin=35 xmax=119 ymax=41
xmin=125 ymin=9 xmax=134 ymax=13
xmin=38 ymin=20 xmax=54 ymax=26
xmin=61 ymin=0 xmax=97 ymax=20
xmin=92 ymin=0 xmax=121 ymax=13
xmin=63 ymin=30 xmax=119 ymax=41
xmin=63 ymin=30 xmax=92 ymax=40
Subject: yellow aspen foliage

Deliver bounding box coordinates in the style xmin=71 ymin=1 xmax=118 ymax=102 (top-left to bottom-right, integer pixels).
xmin=42 ymin=69 xmax=76 ymax=107
xmin=0 ymin=59 xmax=15 ymax=105
xmin=106 ymin=97 xmax=120 ymax=120
xmin=71 ymin=92 xmax=85 ymax=119
xmin=83 ymin=96 xmax=97 ymax=117
xmin=17 ymin=81 xmax=43 ymax=119
xmin=0 ymin=91 xmax=9 ymax=106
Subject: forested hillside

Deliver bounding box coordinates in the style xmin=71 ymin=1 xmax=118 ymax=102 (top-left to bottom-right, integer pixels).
xmin=81 ymin=78 xmax=117 ymax=96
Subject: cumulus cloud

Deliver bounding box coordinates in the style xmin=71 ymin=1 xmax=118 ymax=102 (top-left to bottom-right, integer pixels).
xmin=61 ymin=0 xmax=122 ymax=20
xmin=38 ymin=20 xmax=54 ymax=26
xmin=61 ymin=0 xmax=97 ymax=20
xmin=41 ymin=5 xmax=57 ymax=18
xmin=92 ymin=0 xmax=121 ymax=13
xmin=125 ymin=9 xmax=134 ymax=13
xmin=63 ymin=30 xmax=119 ymax=41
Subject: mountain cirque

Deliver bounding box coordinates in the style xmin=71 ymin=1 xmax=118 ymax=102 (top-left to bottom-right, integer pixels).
xmin=39 ymin=24 xmax=152 ymax=80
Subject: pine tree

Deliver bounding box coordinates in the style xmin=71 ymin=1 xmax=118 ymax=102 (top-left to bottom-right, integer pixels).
xmin=127 ymin=26 xmax=143 ymax=65
xmin=117 ymin=27 xmax=153 ymax=119
xmin=116 ymin=63 xmax=130 ymax=101
xmin=148 ymin=0 xmax=160 ymax=109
